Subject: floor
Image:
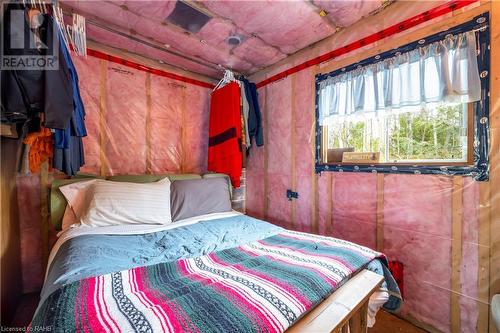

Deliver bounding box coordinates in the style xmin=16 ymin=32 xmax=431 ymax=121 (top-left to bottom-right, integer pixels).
xmin=369 ymin=310 xmax=428 ymax=333
xmin=10 ymin=293 xmax=427 ymax=332
xmin=9 ymin=292 xmax=39 ymax=329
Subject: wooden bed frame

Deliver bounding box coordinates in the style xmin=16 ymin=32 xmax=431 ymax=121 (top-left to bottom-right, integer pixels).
xmin=287 ymin=269 xmax=384 ymax=333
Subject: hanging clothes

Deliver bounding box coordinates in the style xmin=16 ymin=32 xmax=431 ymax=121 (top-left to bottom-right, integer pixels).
xmin=208 ymin=82 xmax=242 ymax=187
xmin=22 ymin=126 xmax=53 ymax=173
xmin=0 ymin=4 xmax=75 ymax=133
xmin=240 ymin=78 xmax=264 ymax=148
xmin=239 ymin=81 xmax=251 ymax=148
xmin=53 ymin=20 xmax=87 ymax=176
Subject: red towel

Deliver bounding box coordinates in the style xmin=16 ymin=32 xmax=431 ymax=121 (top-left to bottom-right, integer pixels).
xmin=208 ymin=82 xmax=242 ymax=187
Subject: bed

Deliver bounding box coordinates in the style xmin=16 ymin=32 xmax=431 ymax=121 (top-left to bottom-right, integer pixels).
xmin=32 ymin=173 xmax=401 ymax=333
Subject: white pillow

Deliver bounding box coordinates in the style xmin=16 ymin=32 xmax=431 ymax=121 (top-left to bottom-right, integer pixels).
xmin=61 ymin=205 xmax=79 ymax=231
xmin=59 ymin=179 xmax=98 ymax=226
xmin=59 ymin=178 xmax=172 ymax=227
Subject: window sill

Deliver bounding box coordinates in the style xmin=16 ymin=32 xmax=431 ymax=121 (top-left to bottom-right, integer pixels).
xmin=323 ymin=161 xmax=473 ymax=167
xmin=315 ymin=162 xmax=485 ymax=180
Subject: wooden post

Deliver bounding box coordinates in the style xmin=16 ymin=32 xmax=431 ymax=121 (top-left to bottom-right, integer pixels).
xmin=40 ymin=161 xmax=49 ymax=267
xmin=145 ymin=73 xmax=152 ymax=174
xmin=489 ymin=1 xmax=500 ymax=332
xmin=291 ymin=74 xmax=297 ymax=230
xmin=478 ymin=181 xmax=491 ymax=332
xmin=263 ymin=85 xmax=269 ymax=220
xmin=451 ymin=176 xmax=463 ymax=332
xmin=99 ymin=60 xmax=108 ymax=176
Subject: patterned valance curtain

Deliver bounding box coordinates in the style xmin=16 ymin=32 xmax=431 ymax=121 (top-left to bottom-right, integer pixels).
xmin=318 ymin=31 xmax=481 ymax=125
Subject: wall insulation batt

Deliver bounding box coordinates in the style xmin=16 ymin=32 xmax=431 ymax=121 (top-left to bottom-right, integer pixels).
xmin=246 ymin=1 xmax=500 ymax=332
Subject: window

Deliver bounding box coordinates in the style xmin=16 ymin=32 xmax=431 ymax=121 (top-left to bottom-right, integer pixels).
xmin=315 ymin=14 xmax=490 ymax=180
xmin=322 ymin=102 xmax=473 ymax=165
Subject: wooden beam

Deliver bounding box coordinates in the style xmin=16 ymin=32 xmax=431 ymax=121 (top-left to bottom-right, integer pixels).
xmin=489 ymin=1 xmax=500 ymax=332
xmin=99 ymin=60 xmax=108 ymax=177
xmin=263 ymin=86 xmax=270 ymax=220
xmin=40 ymin=161 xmax=49 ymax=267
xmin=145 ymin=73 xmax=152 ymax=174
xmin=451 ymin=176 xmax=463 ymax=333
xmin=478 ymin=181 xmax=491 ymax=332
xmin=376 ymin=174 xmax=384 ymax=252
xmin=311 ymin=63 xmax=319 ymax=234
xmin=180 ymin=84 xmax=187 ymax=173
xmin=291 ymin=74 xmax=297 ymax=230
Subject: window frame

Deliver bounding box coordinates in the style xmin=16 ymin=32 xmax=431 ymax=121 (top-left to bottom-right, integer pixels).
xmin=314 ymin=13 xmax=490 ymax=181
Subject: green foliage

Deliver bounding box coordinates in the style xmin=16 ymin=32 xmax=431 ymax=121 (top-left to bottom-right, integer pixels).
xmin=327 ymin=104 xmax=467 ymax=162
xmin=388 ymin=104 xmax=466 ymax=161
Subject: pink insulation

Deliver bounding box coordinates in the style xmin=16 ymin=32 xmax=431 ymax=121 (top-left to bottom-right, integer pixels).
xmin=149 ymin=76 xmax=184 ymax=173
xmin=265 ymin=77 xmax=292 ymax=229
xmin=72 ymin=55 xmax=212 ymax=177
xmin=202 ymin=0 xmax=335 ymax=54
xmin=332 ymin=173 xmax=377 ymax=249
xmin=184 ymin=84 xmax=210 ymax=173
xmin=293 ymin=68 xmax=314 ymax=233
xmin=313 ymin=0 xmax=383 ymax=27
xmin=245 ymin=89 xmax=266 ymax=220
xmin=73 ymin=55 xmax=102 ymax=175
xmin=105 ymin=65 xmax=148 ymax=175
xmin=383 ymin=175 xmax=453 ymax=332
xmin=61 ymin=0 xmax=386 ymax=76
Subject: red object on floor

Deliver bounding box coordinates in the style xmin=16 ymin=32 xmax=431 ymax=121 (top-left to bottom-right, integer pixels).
xmin=388 ymin=260 xmax=404 ymax=298
xmin=208 ymin=82 xmax=242 ymax=187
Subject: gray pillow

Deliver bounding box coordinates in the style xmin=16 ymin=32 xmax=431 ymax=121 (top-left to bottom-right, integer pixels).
xmin=170 ymin=178 xmax=232 ymax=221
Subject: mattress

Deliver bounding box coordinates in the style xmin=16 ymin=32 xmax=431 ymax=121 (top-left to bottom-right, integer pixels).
xmin=35 ymin=213 xmax=399 ymax=331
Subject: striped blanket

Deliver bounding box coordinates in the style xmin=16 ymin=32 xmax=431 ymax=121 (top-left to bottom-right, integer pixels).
xmin=32 ymin=230 xmax=385 ymax=333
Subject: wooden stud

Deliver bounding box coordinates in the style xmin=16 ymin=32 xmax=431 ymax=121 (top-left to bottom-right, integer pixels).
xmin=376 ymin=174 xmax=384 ymax=252
xmin=40 ymin=161 xmax=49 ymax=267
xmin=145 ymin=73 xmax=152 ymax=174
xmin=180 ymin=84 xmax=187 ymax=173
xmin=99 ymin=60 xmax=108 ymax=176
xmin=263 ymin=85 xmax=269 ymax=220
xmin=489 ymin=1 xmax=500 ymax=332
xmin=291 ymin=74 xmax=297 ymax=230
xmin=478 ymin=181 xmax=491 ymax=332
xmin=451 ymin=176 xmax=463 ymax=333
xmin=311 ymin=64 xmax=319 ymax=234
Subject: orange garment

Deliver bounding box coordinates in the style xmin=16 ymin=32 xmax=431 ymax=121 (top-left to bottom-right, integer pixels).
xmin=23 ymin=127 xmax=53 ymax=173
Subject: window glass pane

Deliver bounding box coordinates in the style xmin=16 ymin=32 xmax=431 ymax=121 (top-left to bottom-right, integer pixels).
xmin=387 ymin=103 xmax=468 ymax=162
xmin=324 ymin=103 xmax=468 ymax=164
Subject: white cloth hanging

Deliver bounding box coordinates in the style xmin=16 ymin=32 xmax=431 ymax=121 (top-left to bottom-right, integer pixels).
xmin=239 ymin=80 xmax=251 ymax=148
xmin=318 ymin=30 xmax=481 ymax=125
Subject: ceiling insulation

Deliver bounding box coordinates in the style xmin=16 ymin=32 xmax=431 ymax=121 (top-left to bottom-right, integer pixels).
xmin=61 ymin=0 xmax=388 ymax=78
